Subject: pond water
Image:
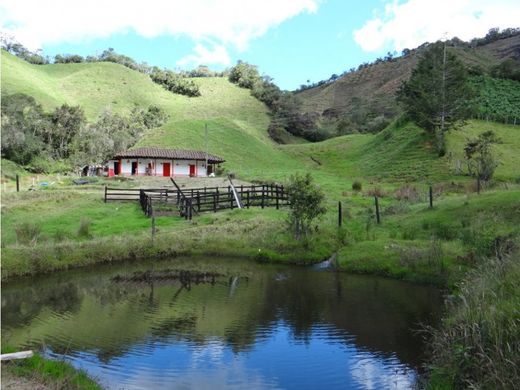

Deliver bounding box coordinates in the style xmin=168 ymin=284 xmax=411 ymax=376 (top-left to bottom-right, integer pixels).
xmin=2 ymin=257 xmax=443 ymax=390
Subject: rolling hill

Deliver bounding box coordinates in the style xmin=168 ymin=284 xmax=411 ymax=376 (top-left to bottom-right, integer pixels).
xmin=1 ymin=50 xmax=305 ymax=180
xmin=2 ymin=49 xmax=519 ymax=186
xmin=296 ymin=33 xmax=520 ymax=132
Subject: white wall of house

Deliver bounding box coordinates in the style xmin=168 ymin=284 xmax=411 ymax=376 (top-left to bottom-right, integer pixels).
xmin=107 ymin=158 xmax=209 ymax=177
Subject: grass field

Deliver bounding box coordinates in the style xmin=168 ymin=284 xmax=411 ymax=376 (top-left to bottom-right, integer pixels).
xmin=2 ymin=45 xmax=520 ymax=390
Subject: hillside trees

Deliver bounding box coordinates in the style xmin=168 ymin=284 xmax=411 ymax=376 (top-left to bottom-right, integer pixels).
xmin=1 ymin=93 xmax=168 ymax=172
xmin=150 ymin=68 xmax=201 ymax=97
xmin=397 ymin=42 xmax=474 ymax=155
xmin=0 ymin=94 xmax=47 ymax=165
xmin=228 ymin=61 xmax=320 ymax=142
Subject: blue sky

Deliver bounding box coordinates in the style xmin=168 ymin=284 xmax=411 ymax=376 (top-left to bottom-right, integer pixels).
xmin=1 ymin=0 xmax=519 ymax=90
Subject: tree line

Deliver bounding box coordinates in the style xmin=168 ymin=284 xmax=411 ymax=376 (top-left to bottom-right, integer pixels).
xmin=228 ymin=61 xmax=324 ymax=142
xmin=1 ymin=93 xmax=167 ymax=173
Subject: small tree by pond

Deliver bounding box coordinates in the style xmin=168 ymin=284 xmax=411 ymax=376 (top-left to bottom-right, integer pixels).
xmin=286 ymin=173 xmax=326 ymax=239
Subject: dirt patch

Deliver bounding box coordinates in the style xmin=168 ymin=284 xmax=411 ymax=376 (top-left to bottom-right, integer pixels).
xmin=1 ymin=369 xmax=49 ymax=390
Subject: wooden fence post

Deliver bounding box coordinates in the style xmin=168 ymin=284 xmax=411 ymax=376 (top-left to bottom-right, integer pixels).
xmin=429 ymin=185 xmax=433 ymax=208
xmin=104 ymin=185 xmax=107 ymax=203
xmin=374 ymin=196 xmax=381 ymax=224
xmin=16 ymin=174 xmax=19 ymax=192
xmin=188 ymin=199 xmax=193 ymax=220
xmin=338 ymin=201 xmax=342 ymax=227
xmin=197 ymin=191 xmax=201 ymax=212
xmin=261 ymin=185 xmax=265 ymax=209
xmin=151 ymin=215 xmax=156 ymax=243
xmin=246 ymin=191 xmax=250 ymax=209
xmin=213 ymin=192 xmax=217 ymax=212
xmin=276 ymin=186 xmax=280 ymax=210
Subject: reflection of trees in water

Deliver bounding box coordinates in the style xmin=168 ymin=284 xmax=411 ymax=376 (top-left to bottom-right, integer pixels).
xmin=2 ymin=282 xmax=81 ymax=328
xmin=3 ymin=266 xmax=441 ymax=366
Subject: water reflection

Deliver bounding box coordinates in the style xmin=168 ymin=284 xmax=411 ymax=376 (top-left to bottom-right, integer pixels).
xmin=2 ymin=258 xmax=442 ymax=390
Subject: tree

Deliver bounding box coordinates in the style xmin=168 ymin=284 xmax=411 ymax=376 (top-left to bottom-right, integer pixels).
xmin=464 ymin=130 xmax=500 ymax=181
xmin=286 ymin=173 xmax=326 ymax=239
xmin=1 ymin=94 xmax=48 ymax=165
xmin=397 ymin=41 xmax=474 ymax=155
xmin=49 ymin=104 xmax=86 ymax=159
xmin=228 ymin=61 xmax=260 ymax=89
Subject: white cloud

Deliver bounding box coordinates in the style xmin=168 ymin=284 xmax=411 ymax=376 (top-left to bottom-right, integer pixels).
xmin=176 ymin=43 xmax=231 ymax=67
xmin=0 ymin=0 xmax=319 ymax=65
xmin=354 ymin=0 xmax=520 ymax=52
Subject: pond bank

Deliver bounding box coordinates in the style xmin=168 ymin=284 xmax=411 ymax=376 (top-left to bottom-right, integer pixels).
xmin=1 ymin=348 xmax=103 ymax=390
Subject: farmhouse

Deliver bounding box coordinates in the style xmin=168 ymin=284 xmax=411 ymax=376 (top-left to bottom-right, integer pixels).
xmin=106 ymin=147 xmax=225 ymax=177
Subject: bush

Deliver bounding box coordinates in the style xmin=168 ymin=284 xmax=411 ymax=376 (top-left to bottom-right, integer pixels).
xmin=352 ymin=180 xmax=362 ymax=192
xmin=15 ymin=222 xmax=41 ymax=245
xmin=77 ymin=218 xmax=92 ymax=238
xmin=286 ymin=173 xmax=326 ymax=239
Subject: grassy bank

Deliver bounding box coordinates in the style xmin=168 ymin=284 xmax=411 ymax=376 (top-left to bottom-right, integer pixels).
xmin=1 ymin=347 xmax=103 ymax=390
xmin=3 ymin=183 xmax=519 ymax=287
xmin=426 ymin=249 xmax=520 ymax=389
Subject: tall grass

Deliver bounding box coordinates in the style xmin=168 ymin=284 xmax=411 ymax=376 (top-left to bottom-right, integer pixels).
xmin=427 ymin=247 xmax=520 ymax=389
xmin=15 ymin=222 xmax=41 ymax=245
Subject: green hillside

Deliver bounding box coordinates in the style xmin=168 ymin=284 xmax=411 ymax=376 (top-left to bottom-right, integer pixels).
xmin=1 ymin=50 xmax=303 ymax=179
xmin=2 ymin=50 xmax=519 ymax=185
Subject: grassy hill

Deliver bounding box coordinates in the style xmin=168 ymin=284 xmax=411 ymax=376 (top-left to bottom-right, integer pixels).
xmin=2 ymin=49 xmax=519 ymax=185
xmin=1 ymin=50 xmax=304 ymax=180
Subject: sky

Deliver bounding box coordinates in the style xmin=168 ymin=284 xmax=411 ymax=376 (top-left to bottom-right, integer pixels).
xmin=1 ymin=0 xmax=519 ymax=90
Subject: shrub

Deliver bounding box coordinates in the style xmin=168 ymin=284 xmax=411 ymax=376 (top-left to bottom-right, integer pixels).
xmin=286 ymin=173 xmax=326 ymax=240
xmin=365 ymin=187 xmax=387 ymax=197
xmin=352 ymin=180 xmax=362 ymax=192
xmin=53 ymin=229 xmax=68 ymax=242
xmin=77 ymin=218 xmax=92 ymax=238
xmin=431 ymin=222 xmax=457 ymax=241
xmin=394 ymin=185 xmax=421 ymax=202
xmin=15 ymin=222 xmax=41 ymax=245
xmin=401 ymin=226 xmax=417 ymax=240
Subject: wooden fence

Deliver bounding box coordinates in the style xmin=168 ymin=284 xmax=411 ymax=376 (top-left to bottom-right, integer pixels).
xmin=106 ymin=184 xmax=289 ymax=219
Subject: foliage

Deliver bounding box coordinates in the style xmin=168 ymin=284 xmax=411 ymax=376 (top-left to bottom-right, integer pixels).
xmin=54 ymin=54 xmax=84 ymax=63
xmin=464 ymin=130 xmax=501 ymax=180
xmin=15 ymin=222 xmax=42 ymax=245
xmin=1 ymin=93 xmax=47 ymax=165
xmin=228 ymin=61 xmax=261 ymax=89
xmin=470 ymin=75 xmax=520 ymax=124
xmin=491 ymin=58 xmax=520 ymax=82
xmin=150 ymin=67 xmax=201 ymax=97
xmin=77 ymin=217 xmax=92 ymax=238
xmin=48 ymin=104 xmax=86 ymax=159
xmin=397 ymin=41 xmax=474 ymax=155
xmin=352 ymin=180 xmax=362 ymax=191
xmin=1 ymin=34 xmax=48 ymax=64
xmin=427 ymin=249 xmax=520 ymax=389
xmin=1 ymin=92 xmax=167 ymax=172
xmin=286 ymin=173 xmax=326 ymax=239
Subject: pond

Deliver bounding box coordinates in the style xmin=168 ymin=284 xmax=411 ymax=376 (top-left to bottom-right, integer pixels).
xmin=1 ymin=257 xmax=443 ymax=390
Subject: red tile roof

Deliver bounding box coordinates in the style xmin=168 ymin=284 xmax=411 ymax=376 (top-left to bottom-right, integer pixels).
xmin=114 ymin=147 xmax=225 ymax=163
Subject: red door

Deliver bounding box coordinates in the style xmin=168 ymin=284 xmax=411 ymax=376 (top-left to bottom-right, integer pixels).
xmin=163 ymin=163 xmax=171 ymax=177
xmin=189 ymin=164 xmax=196 ymax=177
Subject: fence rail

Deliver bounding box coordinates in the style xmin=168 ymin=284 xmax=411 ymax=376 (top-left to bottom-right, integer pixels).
xmin=105 ymin=184 xmax=289 ymax=219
